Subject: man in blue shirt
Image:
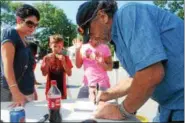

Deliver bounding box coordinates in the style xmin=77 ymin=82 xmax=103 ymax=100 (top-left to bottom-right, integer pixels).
xmin=76 ymin=1 xmax=184 ymax=122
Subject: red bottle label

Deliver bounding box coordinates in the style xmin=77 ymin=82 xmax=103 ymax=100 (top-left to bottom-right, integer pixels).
xmin=48 ymin=97 xmax=61 ymax=109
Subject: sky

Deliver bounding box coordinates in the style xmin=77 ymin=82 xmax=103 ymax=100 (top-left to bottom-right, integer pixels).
xmin=14 ymin=1 xmax=153 ymax=24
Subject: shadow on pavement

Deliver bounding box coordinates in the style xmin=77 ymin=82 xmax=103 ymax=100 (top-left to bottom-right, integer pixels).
xmin=37 ymin=84 xmax=80 ymax=89
xmin=67 ymin=85 xmax=81 ymax=88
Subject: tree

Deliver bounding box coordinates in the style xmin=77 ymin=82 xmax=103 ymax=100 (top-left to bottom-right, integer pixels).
xmin=33 ymin=2 xmax=77 ymax=57
xmin=1 ymin=1 xmax=23 ymax=27
xmin=1 ymin=1 xmax=77 ymax=58
xmin=1 ymin=0 xmax=11 ymax=11
xmin=154 ymin=0 xmax=184 ymax=19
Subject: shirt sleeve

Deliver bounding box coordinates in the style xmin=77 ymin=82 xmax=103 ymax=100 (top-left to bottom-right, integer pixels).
xmin=119 ymin=3 xmax=168 ymax=72
xmin=1 ymin=28 xmax=17 ymax=46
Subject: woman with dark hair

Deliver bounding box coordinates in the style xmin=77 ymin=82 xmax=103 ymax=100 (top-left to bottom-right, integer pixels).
xmin=76 ymin=0 xmax=184 ymax=122
xmin=1 ymin=4 xmax=40 ymax=107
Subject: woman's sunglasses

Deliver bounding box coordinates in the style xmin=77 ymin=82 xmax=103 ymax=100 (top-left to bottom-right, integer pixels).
xmin=24 ymin=20 xmax=39 ymax=28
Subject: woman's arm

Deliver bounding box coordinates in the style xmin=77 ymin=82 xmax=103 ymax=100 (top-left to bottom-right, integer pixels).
xmin=1 ymin=42 xmax=26 ymax=106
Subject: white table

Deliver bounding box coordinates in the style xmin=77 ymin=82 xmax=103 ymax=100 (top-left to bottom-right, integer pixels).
xmin=1 ymin=98 xmax=140 ymax=122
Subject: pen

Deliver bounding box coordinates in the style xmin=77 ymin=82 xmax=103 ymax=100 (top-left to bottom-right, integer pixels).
xmin=37 ymin=114 xmax=49 ymax=123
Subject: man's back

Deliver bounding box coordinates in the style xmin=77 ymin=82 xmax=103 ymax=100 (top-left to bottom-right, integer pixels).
xmin=111 ymin=2 xmax=184 ymax=121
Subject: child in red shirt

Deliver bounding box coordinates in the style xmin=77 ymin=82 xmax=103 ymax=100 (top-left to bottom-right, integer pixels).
xmin=41 ymin=34 xmax=73 ymax=99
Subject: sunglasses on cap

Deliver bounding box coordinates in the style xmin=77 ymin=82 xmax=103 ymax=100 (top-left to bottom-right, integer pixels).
xmin=77 ymin=1 xmax=104 ymax=36
xmin=23 ymin=19 xmax=39 ymax=28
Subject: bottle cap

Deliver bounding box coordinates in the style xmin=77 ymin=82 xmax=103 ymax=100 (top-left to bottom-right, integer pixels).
xmin=51 ymin=80 xmax=57 ymax=85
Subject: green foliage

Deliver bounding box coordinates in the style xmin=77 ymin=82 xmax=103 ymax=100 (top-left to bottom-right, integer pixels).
xmin=1 ymin=13 xmax=15 ymax=26
xmin=1 ymin=1 xmax=23 ymax=26
xmin=33 ymin=2 xmax=77 ymax=57
xmin=153 ymin=0 xmax=167 ymax=9
xmin=154 ymin=0 xmax=184 ymax=19
xmin=1 ymin=0 xmax=11 ymax=11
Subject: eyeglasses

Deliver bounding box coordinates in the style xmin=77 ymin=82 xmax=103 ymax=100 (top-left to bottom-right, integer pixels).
xmin=24 ymin=20 xmax=39 ymax=28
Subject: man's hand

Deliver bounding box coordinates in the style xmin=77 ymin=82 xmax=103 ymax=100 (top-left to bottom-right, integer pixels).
xmin=96 ymin=91 xmax=110 ymax=103
xmin=94 ymin=101 xmax=125 ymax=120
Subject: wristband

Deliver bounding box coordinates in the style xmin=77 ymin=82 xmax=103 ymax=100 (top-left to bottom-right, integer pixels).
xmin=9 ymin=84 xmax=17 ymax=88
xmin=118 ymin=102 xmax=136 ymax=118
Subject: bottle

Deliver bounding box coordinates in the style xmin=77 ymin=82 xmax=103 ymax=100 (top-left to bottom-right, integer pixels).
xmin=47 ymin=80 xmax=62 ymax=122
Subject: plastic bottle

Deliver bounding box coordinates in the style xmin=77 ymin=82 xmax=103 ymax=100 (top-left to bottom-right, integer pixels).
xmin=47 ymin=80 xmax=62 ymax=122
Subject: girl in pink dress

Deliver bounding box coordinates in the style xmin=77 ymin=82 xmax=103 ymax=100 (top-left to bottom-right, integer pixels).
xmin=74 ymin=38 xmax=113 ymax=101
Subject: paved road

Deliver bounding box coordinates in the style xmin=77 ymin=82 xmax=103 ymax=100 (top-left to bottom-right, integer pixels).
xmin=34 ymin=61 xmax=158 ymax=122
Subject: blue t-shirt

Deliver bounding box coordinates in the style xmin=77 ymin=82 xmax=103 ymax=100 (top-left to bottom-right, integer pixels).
xmin=111 ymin=3 xmax=184 ymax=122
xmin=1 ymin=28 xmax=35 ymax=95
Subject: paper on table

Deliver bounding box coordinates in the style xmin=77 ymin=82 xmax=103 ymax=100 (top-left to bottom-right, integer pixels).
xmin=107 ymin=99 xmax=117 ymax=104
xmin=73 ymin=99 xmax=117 ymax=112
xmin=74 ymin=100 xmax=97 ymax=112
